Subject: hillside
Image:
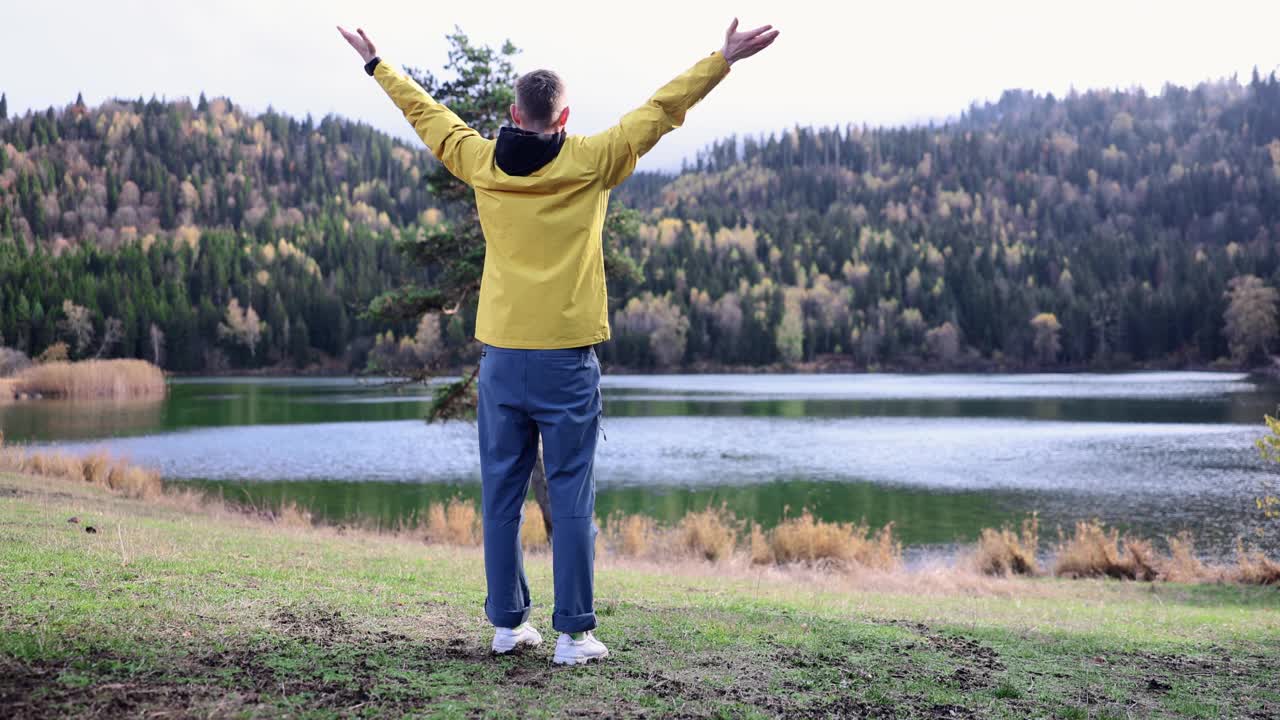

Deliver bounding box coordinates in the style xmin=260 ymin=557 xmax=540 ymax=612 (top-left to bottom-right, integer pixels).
xmin=611 ymin=73 xmax=1280 ymax=369
xmin=2 ymin=70 xmax=1280 ymax=371
xmin=0 ymin=92 xmax=430 ymax=370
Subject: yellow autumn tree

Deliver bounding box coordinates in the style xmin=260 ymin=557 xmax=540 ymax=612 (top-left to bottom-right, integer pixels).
xmin=1030 ymin=313 xmax=1062 ymax=364
xmin=1224 ymin=275 xmax=1279 ymax=365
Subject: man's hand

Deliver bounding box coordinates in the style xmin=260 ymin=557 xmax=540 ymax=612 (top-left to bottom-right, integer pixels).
xmin=720 ymin=18 xmax=779 ymax=66
xmin=337 ymin=25 xmax=378 ymax=64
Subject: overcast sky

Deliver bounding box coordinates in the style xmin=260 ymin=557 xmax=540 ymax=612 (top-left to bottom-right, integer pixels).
xmin=4 ymin=0 xmax=1279 ymax=171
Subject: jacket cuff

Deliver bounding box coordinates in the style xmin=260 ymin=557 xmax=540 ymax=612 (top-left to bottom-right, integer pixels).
xmin=709 ymin=51 xmax=731 ymax=75
xmin=364 ymin=56 xmax=381 ymax=76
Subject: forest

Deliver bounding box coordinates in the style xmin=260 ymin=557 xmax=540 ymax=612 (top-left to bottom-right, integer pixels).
xmin=2 ymin=64 xmax=1280 ymax=373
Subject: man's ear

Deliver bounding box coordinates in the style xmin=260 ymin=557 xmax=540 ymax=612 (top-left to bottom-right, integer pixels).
xmin=554 ymin=106 xmax=570 ymax=132
xmin=509 ymin=103 xmax=520 ymax=127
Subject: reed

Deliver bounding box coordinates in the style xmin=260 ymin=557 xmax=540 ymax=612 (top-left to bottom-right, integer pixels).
xmin=1160 ymin=532 xmax=1210 ymax=583
xmin=1233 ymin=542 xmax=1280 ymax=586
xmin=749 ymin=522 xmax=773 ymax=565
xmin=764 ymin=510 xmax=902 ymax=571
xmin=1053 ymin=520 xmax=1136 ymax=579
xmin=272 ymin=500 xmax=315 ymax=528
xmin=677 ymin=506 xmax=739 ymax=562
xmin=422 ymin=498 xmax=481 ymax=546
xmin=6 ymin=451 xmax=1276 ymax=589
xmin=12 ymin=359 xmax=166 ymax=399
xmin=605 ymin=511 xmax=658 ymax=557
xmin=974 ymin=514 xmax=1040 ymax=576
xmin=1049 ymin=520 xmax=1240 ymax=583
xmin=520 ymin=501 xmax=548 ymax=550
xmin=0 ymin=438 xmax=162 ymax=499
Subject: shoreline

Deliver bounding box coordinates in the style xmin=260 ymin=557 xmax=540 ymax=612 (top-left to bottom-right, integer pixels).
xmin=6 ymin=437 xmax=1275 ymax=588
xmin=163 ymin=360 xmax=1267 ymax=379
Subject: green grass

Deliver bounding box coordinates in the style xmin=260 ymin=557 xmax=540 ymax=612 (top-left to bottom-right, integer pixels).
xmin=2 ymin=471 xmax=1278 ymax=719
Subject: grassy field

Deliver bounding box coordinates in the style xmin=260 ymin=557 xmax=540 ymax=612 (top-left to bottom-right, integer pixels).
xmin=2 ymin=471 xmax=1279 ymax=719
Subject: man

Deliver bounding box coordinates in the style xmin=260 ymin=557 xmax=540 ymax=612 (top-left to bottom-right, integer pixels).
xmin=339 ymin=19 xmax=779 ymax=666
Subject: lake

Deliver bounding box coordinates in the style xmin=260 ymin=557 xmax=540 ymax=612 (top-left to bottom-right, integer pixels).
xmin=4 ymin=372 xmax=1277 ymax=559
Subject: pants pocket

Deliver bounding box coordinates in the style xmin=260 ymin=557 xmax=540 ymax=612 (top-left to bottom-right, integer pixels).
xmin=592 ymin=350 xmax=605 ymax=441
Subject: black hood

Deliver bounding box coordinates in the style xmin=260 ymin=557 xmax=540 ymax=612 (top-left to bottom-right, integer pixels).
xmin=495 ymin=126 xmax=566 ymax=176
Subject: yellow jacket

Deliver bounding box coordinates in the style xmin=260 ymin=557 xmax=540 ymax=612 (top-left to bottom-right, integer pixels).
xmin=374 ymin=52 xmax=731 ymax=349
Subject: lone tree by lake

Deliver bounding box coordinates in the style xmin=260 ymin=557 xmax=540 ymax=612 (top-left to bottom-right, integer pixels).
xmin=1030 ymin=312 xmax=1062 ymax=365
xmin=1224 ymin=274 xmax=1280 ymax=366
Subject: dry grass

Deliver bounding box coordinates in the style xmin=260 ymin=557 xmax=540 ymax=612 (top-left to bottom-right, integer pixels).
xmin=366 ymin=502 xmax=1280 ymax=588
xmin=272 ymin=500 xmax=315 ymax=529
xmin=749 ymin=522 xmax=773 ymax=565
xmin=1119 ymin=537 xmax=1162 ymax=582
xmin=763 ymin=510 xmax=902 ymax=571
xmin=156 ymin=485 xmax=221 ymax=516
xmin=677 ymin=506 xmax=739 ymax=562
xmin=1045 ymin=520 xmax=1280 ymax=584
xmin=520 ymin=501 xmax=548 ymax=550
xmin=974 ymin=514 xmax=1040 ymax=576
xmin=0 ymin=437 xmax=161 ymax=499
xmin=4 ymin=444 xmax=1277 ymax=589
xmin=606 ymin=511 xmax=658 ymax=557
xmin=1233 ymin=542 xmax=1280 ymax=586
xmin=420 ymin=498 xmax=481 ymax=546
xmin=12 ymin=359 xmax=166 ymax=399
xmin=1161 ymin=532 xmax=1209 ymax=583
xmin=1054 ymin=520 xmax=1145 ymax=580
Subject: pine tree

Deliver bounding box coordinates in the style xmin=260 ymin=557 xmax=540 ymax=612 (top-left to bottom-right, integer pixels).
xmin=290 ymin=315 xmax=311 ymax=368
xmin=106 ymin=168 xmax=120 ymax=215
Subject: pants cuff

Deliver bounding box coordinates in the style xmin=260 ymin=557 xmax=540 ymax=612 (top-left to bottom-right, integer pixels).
xmin=552 ymin=610 xmax=597 ymax=634
xmin=486 ymin=600 xmax=531 ymax=629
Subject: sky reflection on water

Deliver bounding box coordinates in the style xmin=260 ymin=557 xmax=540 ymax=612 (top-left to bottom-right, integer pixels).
xmin=13 ymin=371 xmax=1278 ymax=556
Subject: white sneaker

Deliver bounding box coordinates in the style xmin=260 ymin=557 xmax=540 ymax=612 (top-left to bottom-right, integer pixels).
xmin=553 ymin=631 xmax=609 ymax=665
xmin=491 ymin=622 xmax=543 ymax=654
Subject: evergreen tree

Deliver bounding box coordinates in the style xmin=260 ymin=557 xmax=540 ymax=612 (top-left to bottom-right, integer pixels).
xmin=2 ymin=39 xmax=1280 ymax=375
xmin=290 ymin=315 xmax=311 ymax=368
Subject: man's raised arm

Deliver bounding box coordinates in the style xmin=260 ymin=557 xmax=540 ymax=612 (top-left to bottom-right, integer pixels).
xmin=338 ymin=26 xmax=486 ymax=185
xmin=586 ymin=19 xmax=780 ymax=190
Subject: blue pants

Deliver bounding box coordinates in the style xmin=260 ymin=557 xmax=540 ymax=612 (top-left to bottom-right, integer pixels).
xmin=477 ymin=344 xmax=602 ymax=634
